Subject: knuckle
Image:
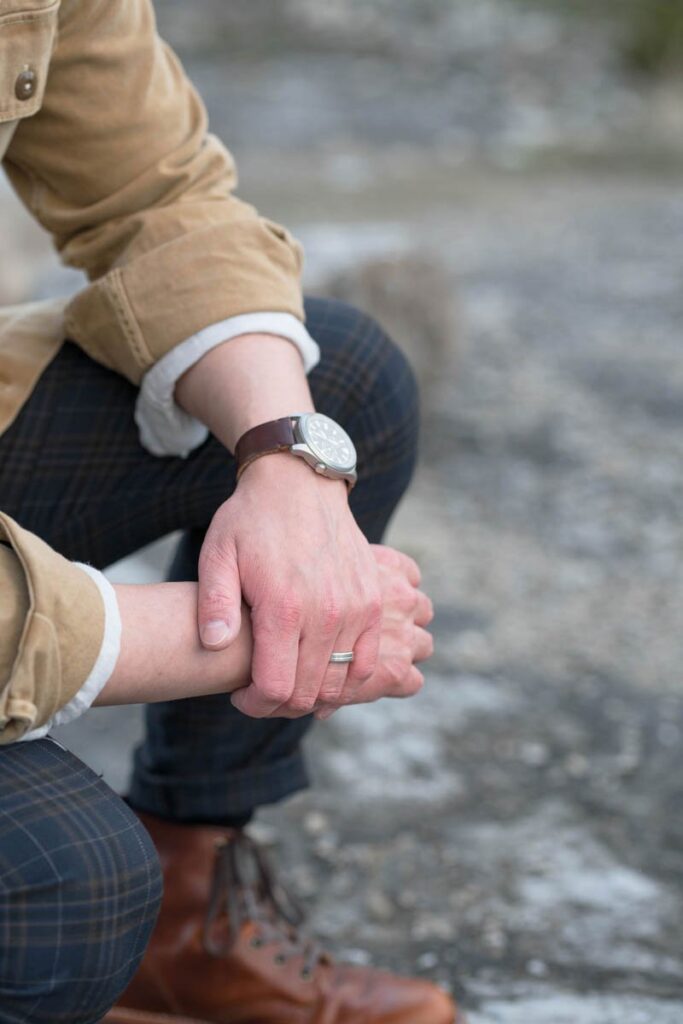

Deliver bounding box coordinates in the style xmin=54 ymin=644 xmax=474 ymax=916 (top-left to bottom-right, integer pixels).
xmin=408 ymin=670 xmax=425 ymax=695
xmin=365 ymin=593 xmax=383 ymax=625
xmin=318 ymin=686 xmax=343 ymax=705
xmin=400 ymin=622 xmax=415 ymax=648
xmin=200 ymin=586 xmax=232 ymax=615
xmin=351 ymin=660 xmax=375 ymax=683
xmin=260 ymin=680 xmax=292 ymax=706
xmin=249 ymin=705 xmax=276 ymax=720
xmin=384 ymin=656 xmax=407 ymax=688
xmin=337 ymin=690 xmax=358 ymax=707
xmin=287 ymin=694 xmax=316 ymax=716
xmin=275 ymin=593 xmax=304 ymax=630
xmin=199 ymin=540 xmax=232 ymax=575
xmin=334 ymin=681 xmax=361 ymax=706
xmin=352 ymin=647 xmax=379 ymax=682
xmin=408 ymin=558 xmax=422 ymax=585
xmin=320 ymin=597 xmax=343 ymax=635
xmin=390 ymin=581 xmax=414 ymax=613
xmin=401 ymin=644 xmax=414 ymax=668
xmin=384 ymin=547 xmax=402 ymax=570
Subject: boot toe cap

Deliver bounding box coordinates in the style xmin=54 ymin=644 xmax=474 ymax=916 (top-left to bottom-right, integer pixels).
xmin=337 ymin=965 xmax=459 ymax=1024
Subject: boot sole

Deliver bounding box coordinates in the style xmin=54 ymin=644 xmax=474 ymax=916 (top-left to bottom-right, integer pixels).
xmin=102 ymin=1010 xmax=208 ymax=1024
xmin=103 ymin=1009 xmax=464 ymax=1024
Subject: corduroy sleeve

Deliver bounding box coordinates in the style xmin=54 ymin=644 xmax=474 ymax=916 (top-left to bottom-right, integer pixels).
xmin=0 ymin=513 xmax=104 ymax=744
xmin=2 ymin=0 xmax=305 ymax=386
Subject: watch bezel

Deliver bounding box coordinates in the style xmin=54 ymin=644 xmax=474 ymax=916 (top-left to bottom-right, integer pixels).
xmin=296 ymin=413 xmax=357 ymax=473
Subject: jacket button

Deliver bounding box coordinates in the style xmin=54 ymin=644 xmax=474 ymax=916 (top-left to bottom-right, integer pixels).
xmin=15 ymin=69 xmax=37 ymax=101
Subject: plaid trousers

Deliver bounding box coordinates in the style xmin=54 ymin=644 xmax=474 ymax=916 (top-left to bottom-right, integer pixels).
xmin=0 ymin=297 xmax=418 ymax=1022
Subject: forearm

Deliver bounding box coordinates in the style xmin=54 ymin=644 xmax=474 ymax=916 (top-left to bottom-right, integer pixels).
xmin=174 ymin=333 xmax=314 ymax=452
xmin=95 ymin=583 xmax=253 ymax=706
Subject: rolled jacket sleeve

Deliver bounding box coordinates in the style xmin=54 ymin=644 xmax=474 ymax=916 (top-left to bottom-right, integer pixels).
xmin=0 ymin=513 xmax=106 ymax=744
xmin=3 ymin=0 xmax=306 ymax=386
xmin=136 ymin=312 xmax=322 ymax=457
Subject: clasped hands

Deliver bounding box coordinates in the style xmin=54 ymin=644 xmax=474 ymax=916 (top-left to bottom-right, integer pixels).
xmin=197 ymin=453 xmax=433 ymax=719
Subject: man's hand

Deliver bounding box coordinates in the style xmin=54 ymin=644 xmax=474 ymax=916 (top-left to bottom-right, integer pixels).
xmin=173 ymin=329 xmax=423 ymax=720
xmin=314 ymin=544 xmax=434 ymax=718
xmin=198 ymin=453 xmax=383 ymax=718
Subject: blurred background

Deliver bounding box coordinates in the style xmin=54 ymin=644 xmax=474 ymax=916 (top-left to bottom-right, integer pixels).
xmin=3 ymin=1 xmax=683 ymax=1020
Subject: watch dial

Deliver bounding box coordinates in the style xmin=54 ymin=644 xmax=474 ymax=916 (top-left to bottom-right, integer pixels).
xmin=301 ymin=414 xmax=356 ymax=471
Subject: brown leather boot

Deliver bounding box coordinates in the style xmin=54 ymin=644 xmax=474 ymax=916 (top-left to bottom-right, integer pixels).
xmin=108 ymin=811 xmax=460 ymax=1024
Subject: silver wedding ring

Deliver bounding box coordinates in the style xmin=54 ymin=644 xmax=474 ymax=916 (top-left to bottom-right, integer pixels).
xmin=329 ymin=651 xmax=355 ymax=664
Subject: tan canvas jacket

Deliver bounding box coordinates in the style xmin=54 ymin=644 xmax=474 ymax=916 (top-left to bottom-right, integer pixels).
xmin=0 ymin=0 xmax=305 ymax=741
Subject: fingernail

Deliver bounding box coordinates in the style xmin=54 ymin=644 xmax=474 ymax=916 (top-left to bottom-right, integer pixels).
xmin=201 ymin=620 xmax=229 ymax=646
xmin=316 ymin=709 xmax=336 ymax=721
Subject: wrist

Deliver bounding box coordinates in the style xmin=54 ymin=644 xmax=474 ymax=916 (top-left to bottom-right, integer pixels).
xmin=175 ymin=333 xmax=314 ymax=453
xmin=100 ymin=583 xmax=254 ymax=705
xmin=237 ymin=449 xmax=349 ymax=501
xmin=235 ymin=411 xmax=358 ymax=492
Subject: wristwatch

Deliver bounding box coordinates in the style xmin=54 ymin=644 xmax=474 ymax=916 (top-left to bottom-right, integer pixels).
xmin=235 ymin=413 xmax=358 ymax=489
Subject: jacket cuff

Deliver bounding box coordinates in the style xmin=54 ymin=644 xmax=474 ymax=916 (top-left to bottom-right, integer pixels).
xmin=0 ymin=514 xmax=106 ymax=744
xmin=135 ymin=312 xmax=321 ymax=458
xmin=63 ymin=197 xmax=305 ymax=387
xmin=21 ymin=565 xmax=121 ymax=740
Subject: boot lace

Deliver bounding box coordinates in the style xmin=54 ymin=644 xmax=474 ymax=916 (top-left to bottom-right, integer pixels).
xmin=203 ymin=832 xmax=325 ymax=979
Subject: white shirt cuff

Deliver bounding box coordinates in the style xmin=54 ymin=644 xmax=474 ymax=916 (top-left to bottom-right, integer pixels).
xmin=135 ymin=312 xmax=321 ymax=458
xmin=20 ymin=564 xmax=122 ymax=741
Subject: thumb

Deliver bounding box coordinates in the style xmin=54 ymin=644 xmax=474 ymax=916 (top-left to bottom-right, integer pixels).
xmin=197 ymin=542 xmax=242 ymax=650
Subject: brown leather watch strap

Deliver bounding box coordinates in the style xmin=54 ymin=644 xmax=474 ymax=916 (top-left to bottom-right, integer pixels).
xmin=235 ymin=417 xmax=297 ymax=480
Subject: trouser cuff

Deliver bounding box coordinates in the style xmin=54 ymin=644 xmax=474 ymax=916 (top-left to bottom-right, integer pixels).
xmin=127 ymin=749 xmax=310 ymax=825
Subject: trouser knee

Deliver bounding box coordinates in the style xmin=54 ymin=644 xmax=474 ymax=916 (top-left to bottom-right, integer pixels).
xmin=0 ymin=742 xmax=163 ymax=1024
xmin=305 ymin=297 xmax=421 ymax=540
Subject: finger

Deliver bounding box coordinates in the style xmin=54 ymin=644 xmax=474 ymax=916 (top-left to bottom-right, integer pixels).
xmin=414 ymin=590 xmax=434 ymax=628
xmin=371 ymin=544 xmax=421 ymax=587
xmin=413 ymin=626 xmax=435 ymax=663
xmin=231 ymin=610 xmax=300 ymax=718
xmin=318 ymin=588 xmax=381 ymax=704
xmin=316 ymin=631 xmax=359 ymax=705
xmin=289 ymin=613 xmax=349 ymax=713
xmin=197 ymin=540 xmax=242 ymax=650
xmin=346 ymin=615 xmax=381 ymax=687
xmin=316 ymin=662 xmax=351 ymax=706
xmin=384 ymin=664 xmax=425 ymax=699
xmin=397 ymin=666 xmax=425 ymax=697
xmin=320 ymin=657 xmax=426 ymax=708
xmin=315 ymin=707 xmax=338 ymax=721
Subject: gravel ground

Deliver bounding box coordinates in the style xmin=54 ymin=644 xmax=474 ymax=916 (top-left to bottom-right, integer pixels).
xmin=3 ymin=1 xmax=683 ymax=1018
xmin=49 ymin=167 xmax=683 ymax=1022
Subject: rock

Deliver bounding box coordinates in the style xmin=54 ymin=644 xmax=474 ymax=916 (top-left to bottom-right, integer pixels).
xmin=418 ymin=951 xmax=440 ymax=970
xmin=313 ymin=834 xmax=339 ymax=861
xmin=412 ymin=914 xmax=456 ymax=942
xmin=366 ymin=888 xmax=395 ymax=922
xmin=321 ymin=255 xmax=459 ymax=408
xmin=520 ymin=742 xmax=550 ymax=768
xmin=564 ymin=753 xmax=590 ymax=778
xmin=288 ymin=864 xmax=318 ymax=899
xmin=246 ymin=821 xmax=278 ymax=847
xmin=303 ymin=810 xmax=330 ymax=836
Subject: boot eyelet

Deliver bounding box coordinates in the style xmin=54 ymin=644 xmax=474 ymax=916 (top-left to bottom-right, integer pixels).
xmin=300 ymin=967 xmax=313 ymax=981
xmin=250 ymin=936 xmax=264 ymax=949
xmin=274 ymin=953 xmax=287 ymax=965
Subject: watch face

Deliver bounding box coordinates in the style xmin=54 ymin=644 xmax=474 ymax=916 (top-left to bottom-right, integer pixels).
xmin=299 ymin=413 xmax=357 ymax=472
